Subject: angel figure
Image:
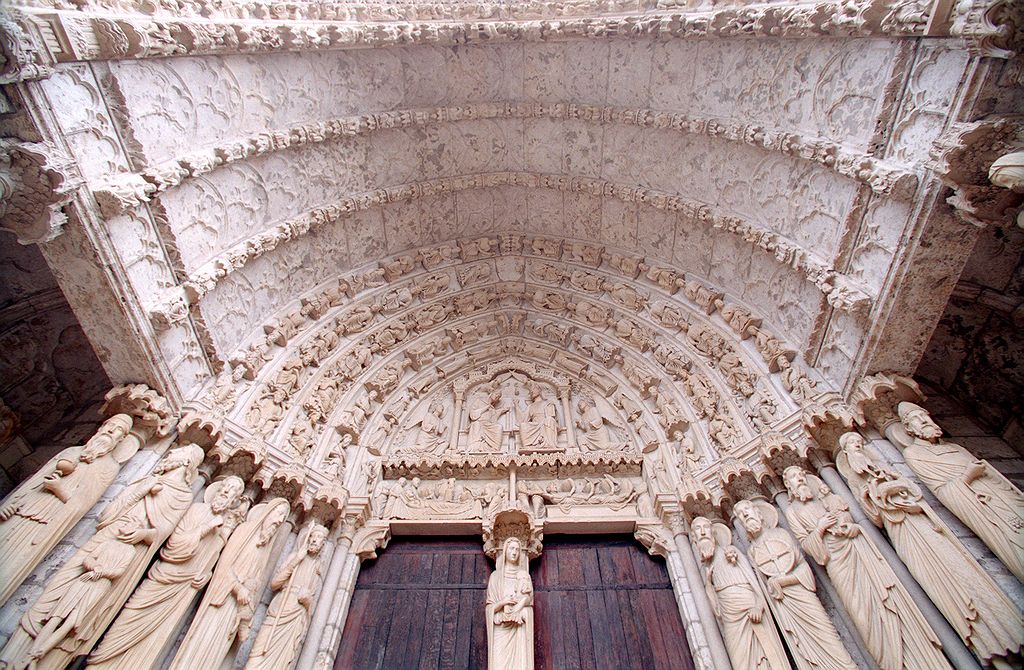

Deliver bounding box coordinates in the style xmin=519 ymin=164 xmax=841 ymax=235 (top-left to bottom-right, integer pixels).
xmin=409 ymin=399 xmax=450 ymax=455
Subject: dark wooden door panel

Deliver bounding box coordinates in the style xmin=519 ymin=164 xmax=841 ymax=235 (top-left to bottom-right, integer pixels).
xmin=335 ymin=536 xmax=694 ymax=670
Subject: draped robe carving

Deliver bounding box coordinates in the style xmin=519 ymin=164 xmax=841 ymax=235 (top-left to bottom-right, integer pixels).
xmin=836 ymin=432 xmax=1023 ymax=666
xmin=168 ymin=498 xmax=291 ymax=670
xmin=690 ymin=517 xmax=789 ymax=670
xmin=0 ymin=414 xmax=136 ymax=604
xmin=486 ymin=537 xmax=534 ymax=670
xmin=781 ymin=467 xmax=946 ymax=670
xmin=87 ymin=477 xmax=247 ymax=670
xmin=892 ymin=402 xmax=1024 ymax=582
xmin=0 ymin=444 xmax=203 ymax=670
xmin=733 ymin=499 xmax=857 ymax=670
xmin=518 ymin=383 xmax=558 ymax=452
xmin=244 ymin=523 xmax=327 ymax=670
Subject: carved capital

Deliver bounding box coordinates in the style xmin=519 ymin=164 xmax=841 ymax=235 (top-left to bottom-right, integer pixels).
xmin=0 ymin=138 xmax=81 ymax=244
xmin=949 ymin=0 xmax=1020 ymax=58
xmin=929 ymin=116 xmax=1024 ymax=226
xmin=634 ymin=522 xmax=675 ymax=558
xmin=352 ymin=519 xmax=391 ymax=560
xmin=482 ymin=504 xmax=543 ymax=560
xmin=0 ymin=9 xmax=55 ymax=84
xmin=101 ymin=383 xmax=176 ymax=437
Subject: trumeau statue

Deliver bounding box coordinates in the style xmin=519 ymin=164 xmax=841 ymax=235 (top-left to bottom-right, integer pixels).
xmin=733 ymin=499 xmax=857 ymax=670
xmin=0 ymin=444 xmax=204 ymax=670
xmin=836 ymin=432 xmax=1023 ymax=666
xmin=87 ymin=476 xmax=247 ymax=670
xmin=890 ymin=402 xmax=1024 ymax=582
xmin=486 ymin=537 xmax=534 ymax=670
xmin=168 ymin=498 xmax=291 ymax=670
xmin=244 ymin=523 xmax=328 ymax=670
xmin=690 ymin=516 xmax=789 ymax=670
xmin=781 ymin=466 xmax=947 ymax=670
xmin=517 ymin=382 xmax=560 ymax=452
xmin=0 ymin=414 xmax=136 ymax=604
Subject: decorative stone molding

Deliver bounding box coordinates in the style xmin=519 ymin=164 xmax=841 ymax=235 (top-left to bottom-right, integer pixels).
xmin=92 ymin=103 xmax=916 ymax=217
xmin=0 ymin=138 xmax=81 ymax=244
xmin=16 ymin=1 xmax=945 ymax=68
xmin=351 ymin=519 xmax=391 ymax=560
xmin=383 ymin=451 xmax=643 ymax=480
xmin=634 ymin=521 xmax=674 ymax=558
xmin=101 ymin=382 xmax=177 ymax=436
xmin=0 ymin=8 xmax=55 ymax=84
xmin=929 ymin=116 xmax=1024 ymax=226
xmin=949 ymin=0 xmax=1021 ymax=58
xmin=174 ymin=174 xmax=871 ymax=312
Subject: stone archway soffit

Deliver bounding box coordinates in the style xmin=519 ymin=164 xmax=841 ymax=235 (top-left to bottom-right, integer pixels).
xmin=94 ymin=102 xmax=916 ymax=217
xmin=156 ymin=173 xmax=872 ymax=321
xmin=11 ymin=0 xmax=1005 ymax=80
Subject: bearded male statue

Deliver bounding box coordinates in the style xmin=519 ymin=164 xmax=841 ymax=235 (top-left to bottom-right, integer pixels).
xmin=888 ymin=402 xmax=1024 ymax=582
xmin=782 ymin=466 xmax=946 ymax=670
xmin=690 ymin=516 xmax=788 ymax=670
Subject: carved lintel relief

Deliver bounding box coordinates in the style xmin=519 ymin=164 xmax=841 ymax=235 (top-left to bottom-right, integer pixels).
xmin=0 ymin=138 xmax=81 ymax=244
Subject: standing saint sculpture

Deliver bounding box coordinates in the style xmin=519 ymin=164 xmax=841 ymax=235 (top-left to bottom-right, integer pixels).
xmin=87 ymin=476 xmax=247 ymax=670
xmin=518 ymin=382 xmax=559 ymax=452
xmin=244 ymin=522 xmax=328 ymax=670
xmin=168 ymin=497 xmax=291 ymax=670
xmin=890 ymin=402 xmax=1024 ymax=581
xmin=733 ymin=499 xmax=857 ymax=670
xmin=486 ymin=537 xmax=534 ymax=670
xmin=781 ymin=466 xmax=946 ymax=670
xmin=467 ymin=383 xmax=508 ymax=453
xmin=0 ymin=443 xmax=204 ymax=670
xmin=0 ymin=414 xmax=136 ymax=604
xmin=690 ymin=516 xmax=789 ymax=670
xmin=836 ymin=432 xmax=1023 ymax=667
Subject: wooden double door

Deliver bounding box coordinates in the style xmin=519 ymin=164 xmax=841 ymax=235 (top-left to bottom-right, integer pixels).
xmin=335 ymin=535 xmax=695 ymax=670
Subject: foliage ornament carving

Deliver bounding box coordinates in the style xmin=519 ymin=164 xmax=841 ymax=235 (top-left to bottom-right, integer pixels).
xmin=0 ymin=138 xmax=81 ymax=245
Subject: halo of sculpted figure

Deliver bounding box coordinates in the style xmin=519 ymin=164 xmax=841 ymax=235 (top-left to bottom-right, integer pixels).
xmin=781 ymin=466 xmax=947 ymax=670
xmin=690 ymin=517 xmax=790 ymax=670
xmin=486 ymin=537 xmax=534 ymax=670
xmin=244 ymin=522 xmax=328 ymax=670
xmin=891 ymin=402 xmax=1024 ymax=582
xmin=0 ymin=414 xmax=137 ymax=604
xmin=0 ymin=444 xmax=204 ymax=670
xmin=732 ymin=499 xmax=857 ymax=670
xmin=168 ymin=498 xmax=291 ymax=670
xmin=836 ymin=432 xmax=1023 ymax=668
xmin=86 ymin=476 xmax=247 ymax=670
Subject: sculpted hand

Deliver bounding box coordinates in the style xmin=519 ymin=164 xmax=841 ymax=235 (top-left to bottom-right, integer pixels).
xmin=748 ymin=603 xmax=764 ymax=623
xmin=766 ymin=577 xmax=784 ymax=601
xmin=118 ymin=526 xmax=156 ymax=544
xmin=0 ymin=501 xmax=21 ymax=521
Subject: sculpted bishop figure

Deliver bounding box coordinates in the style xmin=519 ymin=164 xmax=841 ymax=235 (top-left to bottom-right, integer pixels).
xmin=891 ymin=402 xmax=1024 ymax=582
xmin=0 ymin=444 xmax=204 ymax=670
xmin=781 ymin=466 xmax=946 ymax=670
xmin=733 ymin=499 xmax=857 ymax=670
xmin=690 ymin=516 xmax=788 ymax=670
xmin=0 ymin=414 xmax=136 ymax=604
xmin=836 ymin=432 xmax=1023 ymax=667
